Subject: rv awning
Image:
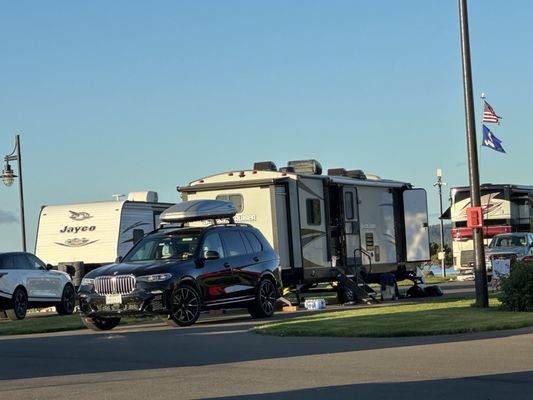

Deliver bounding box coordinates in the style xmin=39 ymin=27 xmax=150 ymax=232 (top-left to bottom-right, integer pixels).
xmin=178 ymin=177 xmax=289 ymax=193
xmin=440 ymin=206 xmax=451 ymax=220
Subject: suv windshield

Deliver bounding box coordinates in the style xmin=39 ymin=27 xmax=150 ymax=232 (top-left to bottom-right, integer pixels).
xmin=124 ymin=233 xmax=200 ymax=262
xmin=489 ymin=235 xmax=528 ymax=248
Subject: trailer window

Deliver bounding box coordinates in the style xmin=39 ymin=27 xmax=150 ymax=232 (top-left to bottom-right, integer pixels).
xmin=306 ymin=199 xmax=321 ymax=225
xmin=216 ymin=194 xmax=244 ymax=213
xmin=344 ymin=192 xmax=354 ymax=220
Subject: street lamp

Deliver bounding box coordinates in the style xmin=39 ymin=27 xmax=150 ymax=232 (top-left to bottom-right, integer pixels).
xmin=434 ymin=168 xmax=446 ymax=277
xmin=1 ymin=135 xmax=26 ymax=251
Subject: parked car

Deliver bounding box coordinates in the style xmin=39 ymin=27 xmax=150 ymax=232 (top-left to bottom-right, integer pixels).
xmin=0 ymin=252 xmax=76 ymax=320
xmin=78 ymin=200 xmax=282 ymax=331
xmin=485 ymin=232 xmax=533 ymax=277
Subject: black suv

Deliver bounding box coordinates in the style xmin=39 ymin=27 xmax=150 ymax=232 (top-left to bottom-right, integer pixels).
xmin=78 ymin=202 xmax=281 ymax=331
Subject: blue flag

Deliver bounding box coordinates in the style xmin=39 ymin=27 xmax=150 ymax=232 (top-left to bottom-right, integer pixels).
xmin=482 ymin=125 xmax=506 ymax=153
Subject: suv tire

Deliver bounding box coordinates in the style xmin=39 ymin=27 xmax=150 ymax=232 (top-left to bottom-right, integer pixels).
xmin=6 ymin=287 xmax=28 ymax=321
xmin=248 ymin=278 xmax=276 ymax=318
xmin=166 ymin=284 xmax=201 ymax=327
xmin=56 ymin=284 xmax=76 ymax=315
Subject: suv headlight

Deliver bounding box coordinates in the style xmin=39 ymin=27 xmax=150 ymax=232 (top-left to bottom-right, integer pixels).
xmin=81 ymin=277 xmax=95 ymax=286
xmin=137 ymin=273 xmax=172 ymax=283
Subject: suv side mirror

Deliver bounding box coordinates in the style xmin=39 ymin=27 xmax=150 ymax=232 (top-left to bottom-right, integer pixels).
xmin=115 ymin=256 xmax=123 ymax=263
xmin=203 ymin=251 xmax=220 ymax=260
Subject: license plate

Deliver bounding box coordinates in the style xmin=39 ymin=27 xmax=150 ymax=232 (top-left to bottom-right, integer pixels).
xmin=105 ymin=294 xmax=122 ymax=304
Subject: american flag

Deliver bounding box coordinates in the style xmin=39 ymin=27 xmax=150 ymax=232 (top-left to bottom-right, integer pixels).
xmin=482 ymin=101 xmax=501 ymax=124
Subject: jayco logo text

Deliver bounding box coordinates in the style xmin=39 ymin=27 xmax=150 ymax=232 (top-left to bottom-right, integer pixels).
xmin=59 ymin=225 xmax=96 ymax=234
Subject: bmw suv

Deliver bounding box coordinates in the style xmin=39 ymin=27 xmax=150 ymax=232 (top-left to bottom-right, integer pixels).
xmin=78 ymin=200 xmax=282 ymax=331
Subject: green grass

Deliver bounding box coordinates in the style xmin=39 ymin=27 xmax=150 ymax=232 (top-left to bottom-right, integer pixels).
xmin=0 ymin=313 xmax=155 ymax=336
xmin=424 ymin=275 xmax=458 ymax=285
xmin=252 ymin=297 xmax=533 ymax=338
xmin=0 ymin=314 xmax=86 ymax=335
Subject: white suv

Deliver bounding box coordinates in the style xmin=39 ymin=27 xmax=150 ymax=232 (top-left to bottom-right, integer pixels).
xmin=0 ymin=252 xmax=75 ymax=320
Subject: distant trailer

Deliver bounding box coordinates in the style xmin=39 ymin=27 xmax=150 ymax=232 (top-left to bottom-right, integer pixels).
xmin=443 ymin=184 xmax=533 ymax=268
xmin=178 ymin=160 xmax=430 ymax=295
xmin=35 ymin=191 xmax=174 ymax=273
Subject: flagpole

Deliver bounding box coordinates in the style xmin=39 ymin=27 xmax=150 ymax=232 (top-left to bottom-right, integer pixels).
xmin=480 ymin=93 xmax=488 ymax=248
xmin=480 ymin=93 xmax=485 ymax=182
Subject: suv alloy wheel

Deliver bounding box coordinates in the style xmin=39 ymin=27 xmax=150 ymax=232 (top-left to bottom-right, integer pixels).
xmin=6 ymin=287 xmax=28 ymax=321
xmin=248 ymin=278 xmax=277 ymax=318
xmin=56 ymin=284 xmax=76 ymax=315
xmin=166 ymin=284 xmax=201 ymax=327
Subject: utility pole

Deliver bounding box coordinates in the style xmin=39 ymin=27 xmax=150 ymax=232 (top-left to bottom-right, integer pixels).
xmin=458 ymin=0 xmax=488 ymax=307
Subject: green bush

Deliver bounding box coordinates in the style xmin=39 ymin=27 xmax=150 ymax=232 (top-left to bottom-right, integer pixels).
xmin=498 ymin=262 xmax=533 ymax=311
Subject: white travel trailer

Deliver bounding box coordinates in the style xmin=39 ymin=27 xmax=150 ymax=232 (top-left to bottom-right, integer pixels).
xmin=178 ymin=160 xmax=430 ymax=300
xmin=35 ymin=191 xmax=174 ymax=279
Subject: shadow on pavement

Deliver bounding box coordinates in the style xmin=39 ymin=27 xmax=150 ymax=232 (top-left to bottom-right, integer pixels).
xmin=202 ymin=371 xmax=533 ymax=400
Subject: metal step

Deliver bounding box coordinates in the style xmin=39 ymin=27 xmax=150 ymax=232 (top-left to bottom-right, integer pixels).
xmin=334 ymin=269 xmax=379 ymax=304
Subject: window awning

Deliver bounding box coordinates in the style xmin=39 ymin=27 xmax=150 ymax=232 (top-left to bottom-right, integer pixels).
xmin=439 ymin=206 xmax=451 ymax=220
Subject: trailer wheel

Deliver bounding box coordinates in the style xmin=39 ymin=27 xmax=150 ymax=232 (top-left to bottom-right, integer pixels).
xmin=248 ymin=278 xmax=277 ymax=318
xmin=82 ymin=317 xmax=121 ymax=331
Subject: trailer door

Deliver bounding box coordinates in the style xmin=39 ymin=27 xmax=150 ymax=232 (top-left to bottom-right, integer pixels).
xmin=342 ymin=187 xmax=361 ymax=265
xmin=403 ymin=189 xmax=430 ymax=262
xmin=298 ymin=177 xmax=327 ymax=269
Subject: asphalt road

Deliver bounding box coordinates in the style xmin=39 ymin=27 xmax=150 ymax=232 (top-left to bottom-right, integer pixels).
xmin=2 ymin=281 xmax=533 ymax=400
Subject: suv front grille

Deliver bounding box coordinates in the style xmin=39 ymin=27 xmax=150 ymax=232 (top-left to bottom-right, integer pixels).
xmin=95 ymin=275 xmax=136 ymax=295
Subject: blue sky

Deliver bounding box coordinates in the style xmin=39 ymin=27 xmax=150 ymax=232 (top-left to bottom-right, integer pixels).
xmin=1 ymin=1 xmax=531 ymax=252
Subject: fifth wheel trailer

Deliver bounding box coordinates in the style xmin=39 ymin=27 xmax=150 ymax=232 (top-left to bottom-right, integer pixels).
xmin=35 ymin=191 xmax=174 ymax=282
xmin=178 ymin=160 xmax=430 ymax=299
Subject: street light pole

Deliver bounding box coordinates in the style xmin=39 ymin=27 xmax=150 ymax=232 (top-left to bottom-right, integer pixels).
xmin=1 ymin=134 xmax=26 ymax=252
xmin=435 ymin=169 xmax=446 ymax=277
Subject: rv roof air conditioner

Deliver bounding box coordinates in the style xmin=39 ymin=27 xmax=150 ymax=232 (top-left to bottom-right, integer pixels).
xmin=160 ymin=199 xmax=237 ymax=224
xmin=127 ymin=191 xmax=158 ymax=202
xmin=253 ymin=161 xmax=277 ymax=171
xmin=346 ymin=170 xmax=367 ymax=179
xmin=327 ymin=168 xmax=347 ymax=176
xmin=327 ymin=168 xmax=367 ymax=179
xmin=287 ymin=159 xmax=322 ymax=175
xmin=279 ymin=166 xmax=295 ymax=173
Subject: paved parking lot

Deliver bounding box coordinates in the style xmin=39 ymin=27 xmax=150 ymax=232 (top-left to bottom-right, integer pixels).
xmin=3 ymin=281 xmax=533 ymax=400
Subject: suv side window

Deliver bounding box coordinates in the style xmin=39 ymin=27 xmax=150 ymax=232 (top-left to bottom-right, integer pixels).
xmin=201 ymin=233 xmax=225 ymax=258
xmin=11 ymin=254 xmax=34 ymax=270
xmin=26 ymin=254 xmax=47 ymax=270
xmin=220 ymin=230 xmax=247 ymax=257
xmin=244 ymin=231 xmax=263 ymax=253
